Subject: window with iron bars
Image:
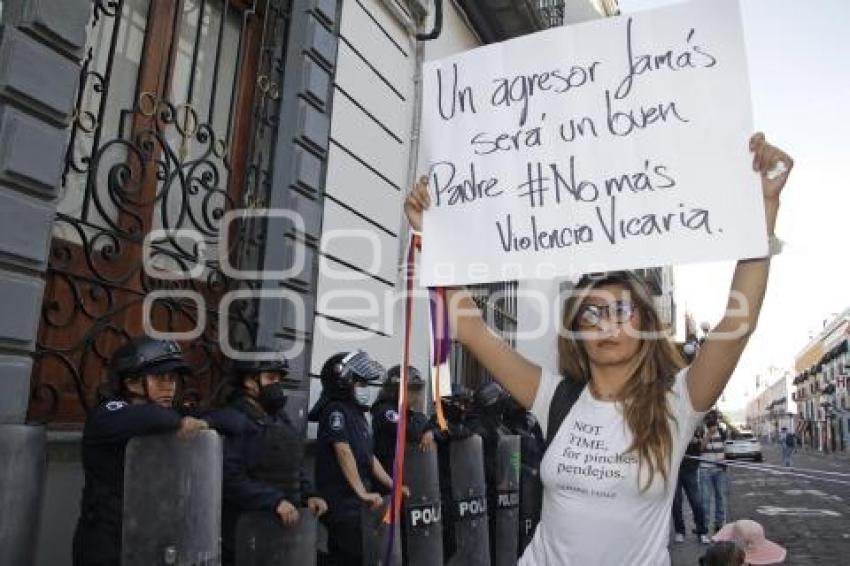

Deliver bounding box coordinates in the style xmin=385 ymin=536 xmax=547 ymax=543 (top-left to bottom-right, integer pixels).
xmin=449 ymin=281 xmax=518 ymax=393
xmin=536 ymin=1 xmax=621 ymax=28
xmin=537 ymin=0 xmax=566 ymax=28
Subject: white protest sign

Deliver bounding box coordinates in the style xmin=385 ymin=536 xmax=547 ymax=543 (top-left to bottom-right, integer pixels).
xmin=420 ymin=0 xmax=766 ymax=286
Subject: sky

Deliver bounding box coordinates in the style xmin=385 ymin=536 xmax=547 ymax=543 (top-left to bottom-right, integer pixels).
xmin=619 ymin=0 xmax=850 ymax=411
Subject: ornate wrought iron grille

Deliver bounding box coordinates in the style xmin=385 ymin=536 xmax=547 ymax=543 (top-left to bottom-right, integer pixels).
xmin=29 ymin=0 xmax=292 ymax=426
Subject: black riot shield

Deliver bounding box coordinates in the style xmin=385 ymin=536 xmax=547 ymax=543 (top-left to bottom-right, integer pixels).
xmin=448 ymin=435 xmax=490 ymax=566
xmin=493 ymin=435 xmax=520 ymax=566
xmin=515 ymin=425 xmax=544 ymax=556
xmin=122 ymin=430 xmax=222 ymax=566
xmin=517 ymin=444 xmax=542 ymax=555
xmin=362 ymin=496 xmax=402 ymax=566
xmin=402 ymin=446 xmax=443 ymax=566
xmin=234 ymin=510 xmax=317 ymax=566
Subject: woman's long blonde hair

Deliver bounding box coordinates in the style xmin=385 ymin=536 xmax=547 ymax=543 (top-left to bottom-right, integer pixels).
xmin=558 ymin=271 xmax=686 ymax=490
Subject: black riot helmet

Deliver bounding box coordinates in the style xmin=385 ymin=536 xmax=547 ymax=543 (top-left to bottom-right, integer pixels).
xmin=437 ymin=388 xmax=475 ymax=439
xmin=473 ymin=381 xmax=511 ymax=414
xmin=384 ymin=365 xmax=426 ymax=389
xmin=309 ymin=350 xmax=385 ymax=420
xmin=375 ymin=364 xmax=425 ymax=406
xmin=228 ymin=347 xmax=290 ymax=383
xmin=223 ymin=347 xmax=291 ymax=413
xmin=439 ymin=388 xmax=474 ymax=424
xmin=320 ymin=350 xmax=385 ymax=397
xmin=108 ymin=336 xmax=191 ymax=397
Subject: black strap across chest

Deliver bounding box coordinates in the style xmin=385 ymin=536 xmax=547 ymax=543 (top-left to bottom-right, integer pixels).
xmin=543 ymin=377 xmax=586 ymax=452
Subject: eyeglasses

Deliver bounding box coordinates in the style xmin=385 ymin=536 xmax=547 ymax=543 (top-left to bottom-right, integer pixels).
xmin=576 ymin=301 xmax=636 ymax=329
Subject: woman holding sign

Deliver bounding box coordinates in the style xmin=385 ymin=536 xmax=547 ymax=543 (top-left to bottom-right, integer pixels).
xmin=404 ymin=133 xmax=792 ymax=565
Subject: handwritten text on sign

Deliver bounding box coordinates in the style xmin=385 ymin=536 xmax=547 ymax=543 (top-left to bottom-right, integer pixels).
xmin=419 ymin=0 xmax=766 ymax=286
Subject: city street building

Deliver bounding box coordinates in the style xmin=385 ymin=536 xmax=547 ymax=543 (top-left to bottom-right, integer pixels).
xmin=745 ymin=367 xmax=795 ymax=443
xmin=792 ymin=309 xmax=850 ymax=452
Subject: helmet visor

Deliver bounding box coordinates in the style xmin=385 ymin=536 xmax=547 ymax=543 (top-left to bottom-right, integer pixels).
xmin=340 ymin=350 xmax=385 ymax=384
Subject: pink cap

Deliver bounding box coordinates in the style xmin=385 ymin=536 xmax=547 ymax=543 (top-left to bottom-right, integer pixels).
xmin=712 ymin=520 xmax=787 ymax=565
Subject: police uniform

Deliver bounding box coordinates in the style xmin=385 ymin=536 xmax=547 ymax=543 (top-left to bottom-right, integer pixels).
xmin=72 ymin=399 xmax=184 ymax=565
xmin=309 ymin=350 xmax=386 ymax=566
xmin=371 ymin=365 xmax=433 ymax=475
xmin=315 ymin=399 xmax=377 ymax=563
xmin=208 ymin=395 xmax=316 ymax=565
xmin=370 ymin=397 xmax=432 ymax=475
xmin=72 ymin=336 xmax=192 ymax=566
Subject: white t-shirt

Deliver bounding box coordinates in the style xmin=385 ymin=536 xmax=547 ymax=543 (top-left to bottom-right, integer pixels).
xmin=519 ymin=367 xmax=705 ymax=566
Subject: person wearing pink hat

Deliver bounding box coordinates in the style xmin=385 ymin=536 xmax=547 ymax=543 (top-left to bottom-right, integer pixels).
xmin=712 ymin=519 xmax=787 ymax=564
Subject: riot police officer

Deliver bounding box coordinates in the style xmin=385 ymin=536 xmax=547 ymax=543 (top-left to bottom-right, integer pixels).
xmin=467 ymin=381 xmax=513 ymax=477
xmin=466 ymin=382 xmax=518 ymax=564
xmin=207 ymin=349 xmax=328 ymax=565
xmin=309 ymin=350 xmax=395 ymax=566
xmin=431 ymin=391 xmax=476 ymax=564
xmin=371 ymin=364 xmax=437 ymax=475
xmin=72 ymin=336 xmax=208 ymax=566
xmin=501 ymin=397 xmax=544 ymax=555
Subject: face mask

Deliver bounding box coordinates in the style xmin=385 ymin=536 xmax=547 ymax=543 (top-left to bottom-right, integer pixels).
xmin=258 ymin=382 xmax=287 ymax=414
xmin=354 ymin=386 xmax=371 ymax=406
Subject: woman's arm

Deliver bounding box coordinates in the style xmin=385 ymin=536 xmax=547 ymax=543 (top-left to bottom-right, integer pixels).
xmin=405 ymin=178 xmax=542 ymax=409
xmin=444 ymin=287 xmax=542 ymax=409
xmin=688 ymin=133 xmax=793 ymax=412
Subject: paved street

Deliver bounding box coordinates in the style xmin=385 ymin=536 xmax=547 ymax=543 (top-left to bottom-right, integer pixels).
xmin=670 ymin=444 xmax=850 ymax=565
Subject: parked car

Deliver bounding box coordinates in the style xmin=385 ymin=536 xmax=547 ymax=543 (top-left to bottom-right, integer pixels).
xmin=725 ymin=431 xmax=763 ymax=462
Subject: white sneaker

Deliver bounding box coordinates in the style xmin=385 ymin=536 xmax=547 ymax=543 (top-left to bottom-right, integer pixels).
xmin=700 ymin=534 xmax=712 ymax=544
xmin=674 ymin=533 xmax=685 ymax=543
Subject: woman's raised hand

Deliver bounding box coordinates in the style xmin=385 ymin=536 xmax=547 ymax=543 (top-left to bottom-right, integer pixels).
xmin=750 ymin=132 xmax=793 ymax=201
xmin=404 ymin=176 xmax=431 ymax=233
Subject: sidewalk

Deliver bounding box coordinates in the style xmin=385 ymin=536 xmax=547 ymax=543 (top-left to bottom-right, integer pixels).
xmin=768 ymin=442 xmax=850 ymax=465
xmin=794 ymin=446 xmax=850 ymax=461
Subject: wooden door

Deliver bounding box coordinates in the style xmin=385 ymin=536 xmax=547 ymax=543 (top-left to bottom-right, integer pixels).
xmin=29 ymin=0 xmax=291 ymax=427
